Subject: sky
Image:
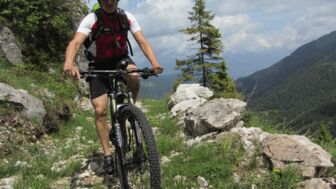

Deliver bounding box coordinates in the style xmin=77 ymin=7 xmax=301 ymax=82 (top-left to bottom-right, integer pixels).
xmin=86 ymin=0 xmax=336 ymax=79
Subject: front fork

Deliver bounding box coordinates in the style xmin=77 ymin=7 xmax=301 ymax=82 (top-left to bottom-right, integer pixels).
xmin=110 ymin=93 xmax=123 ymax=149
xmin=109 ymin=92 xmax=144 ymax=165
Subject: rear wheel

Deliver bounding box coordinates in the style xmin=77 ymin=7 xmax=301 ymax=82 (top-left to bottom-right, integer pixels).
xmin=118 ymin=105 xmax=161 ymax=188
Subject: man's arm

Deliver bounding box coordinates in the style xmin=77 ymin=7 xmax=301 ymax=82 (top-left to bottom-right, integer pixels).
xmin=133 ymin=31 xmax=163 ymax=74
xmin=64 ymin=32 xmax=87 ymax=79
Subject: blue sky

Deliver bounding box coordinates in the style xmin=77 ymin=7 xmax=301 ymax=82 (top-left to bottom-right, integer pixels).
xmin=85 ymin=0 xmax=336 ymax=79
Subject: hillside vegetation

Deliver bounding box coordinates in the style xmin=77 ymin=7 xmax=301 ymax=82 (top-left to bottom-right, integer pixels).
xmin=3 ymin=59 xmax=335 ymax=188
xmin=0 ymin=0 xmax=88 ymax=68
xmin=237 ymin=31 xmax=336 ymax=136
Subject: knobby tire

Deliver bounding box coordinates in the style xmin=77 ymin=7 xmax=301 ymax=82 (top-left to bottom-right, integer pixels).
xmin=117 ymin=105 xmax=161 ymax=189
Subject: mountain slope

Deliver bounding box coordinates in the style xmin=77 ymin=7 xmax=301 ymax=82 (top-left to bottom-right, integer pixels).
xmin=236 ymin=31 xmax=336 ymax=133
xmin=237 ymin=31 xmax=336 ymax=99
xmin=139 ymin=74 xmax=178 ymax=99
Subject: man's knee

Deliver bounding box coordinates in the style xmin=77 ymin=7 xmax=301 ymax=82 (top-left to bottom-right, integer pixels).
xmin=127 ymin=74 xmax=140 ymax=83
xmin=126 ymin=64 xmax=141 ymax=79
xmin=94 ymin=106 xmax=107 ymax=118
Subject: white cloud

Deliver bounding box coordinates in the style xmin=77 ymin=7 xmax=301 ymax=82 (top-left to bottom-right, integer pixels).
xmin=85 ymin=0 xmax=336 ymax=73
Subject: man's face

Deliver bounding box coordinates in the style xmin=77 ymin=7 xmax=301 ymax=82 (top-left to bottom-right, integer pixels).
xmin=99 ymin=0 xmax=118 ymax=14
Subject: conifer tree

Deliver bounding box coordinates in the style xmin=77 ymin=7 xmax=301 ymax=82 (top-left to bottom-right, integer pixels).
xmin=176 ymin=0 xmax=238 ymax=97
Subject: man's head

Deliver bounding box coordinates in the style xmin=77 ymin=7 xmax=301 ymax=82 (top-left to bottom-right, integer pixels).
xmin=98 ymin=0 xmax=119 ymax=14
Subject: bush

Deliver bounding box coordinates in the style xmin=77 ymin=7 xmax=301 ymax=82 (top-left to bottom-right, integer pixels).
xmin=0 ymin=0 xmax=88 ymax=68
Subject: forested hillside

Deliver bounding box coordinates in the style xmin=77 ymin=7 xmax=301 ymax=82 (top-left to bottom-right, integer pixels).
xmin=236 ymin=31 xmax=336 ymax=135
xmin=0 ymin=0 xmax=88 ymax=68
xmin=140 ymin=74 xmax=177 ymax=99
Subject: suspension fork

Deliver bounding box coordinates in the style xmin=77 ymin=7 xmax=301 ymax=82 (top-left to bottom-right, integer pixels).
xmin=109 ymin=93 xmax=123 ymax=149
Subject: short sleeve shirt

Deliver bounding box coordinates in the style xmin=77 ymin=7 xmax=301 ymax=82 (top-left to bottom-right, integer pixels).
xmin=77 ymin=10 xmax=141 ymax=36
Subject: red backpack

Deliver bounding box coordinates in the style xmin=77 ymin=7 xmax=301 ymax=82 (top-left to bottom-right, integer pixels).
xmin=83 ymin=8 xmax=133 ymax=62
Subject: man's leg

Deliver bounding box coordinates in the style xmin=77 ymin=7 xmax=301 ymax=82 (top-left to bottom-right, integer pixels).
xmin=91 ymin=94 xmax=112 ymax=156
xmin=126 ymin=64 xmax=141 ymax=102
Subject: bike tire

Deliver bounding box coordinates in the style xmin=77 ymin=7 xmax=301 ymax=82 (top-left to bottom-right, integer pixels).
xmin=118 ymin=104 xmax=161 ymax=189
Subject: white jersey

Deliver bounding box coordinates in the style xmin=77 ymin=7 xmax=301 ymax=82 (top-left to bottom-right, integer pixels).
xmin=77 ymin=10 xmax=141 ymax=36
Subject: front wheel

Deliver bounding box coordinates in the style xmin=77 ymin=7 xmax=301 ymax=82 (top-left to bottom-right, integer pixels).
xmin=118 ymin=105 xmax=161 ymax=189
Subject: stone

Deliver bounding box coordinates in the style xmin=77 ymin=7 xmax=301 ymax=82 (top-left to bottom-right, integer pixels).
xmin=174 ymin=175 xmax=186 ymax=183
xmin=161 ymin=156 xmax=171 ymax=165
xmin=229 ymin=127 xmax=269 ymax=156
xmin=197 ymin=176 xmax=209 ymax=187
xmin=184 ymin=98 xmax=246 ymax=136
xmin=0 ymin=83 xmax=46 ymax=123
xmin=0 ymin=26 xmax=23 ymax=64
xmin=50 ymin=177 xmax=71 ymax=189
xmin=168 ymin=83 xmax=213 ymax=110
xmin=171 ymin=98 xmax=207 ymax=117
xmin=262 ymin=134 xmax=334 ymax=178
xmin=295 ymin=178 xmax=333 ymax=189
xmin=0 ymin=176 xmax=20 ymax=189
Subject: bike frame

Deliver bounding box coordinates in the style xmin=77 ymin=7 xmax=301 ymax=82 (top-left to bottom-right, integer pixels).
xmin=81 ymin=67 xmax=152 ymax=167
xmin=81 ymin=65 xmax=159 ymax=188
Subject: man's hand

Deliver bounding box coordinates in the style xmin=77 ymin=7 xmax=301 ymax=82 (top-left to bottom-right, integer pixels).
xmin=151 ymin=66 xmax=163 ymax=74
xmin=63 ymin=63 xmax=80 ymax=80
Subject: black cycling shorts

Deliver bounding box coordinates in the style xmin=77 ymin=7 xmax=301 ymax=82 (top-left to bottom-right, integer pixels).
xmin=88 ymin=56 xmax=136 ymax=100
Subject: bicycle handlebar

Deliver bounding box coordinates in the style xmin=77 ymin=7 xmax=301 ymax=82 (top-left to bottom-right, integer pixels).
xmin=80 ymin=67 xmax=158 ymax=80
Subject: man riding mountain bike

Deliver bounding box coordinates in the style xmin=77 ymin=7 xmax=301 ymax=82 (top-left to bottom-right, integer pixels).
xmin=63 ymin=0 xmax=163 ymax=174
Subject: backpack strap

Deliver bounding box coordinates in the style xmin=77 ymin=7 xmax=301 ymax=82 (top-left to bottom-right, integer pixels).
xmin=117 ymin=8 xmax=134 ymax=56
xmin=83 ymin=9 xmax=104 ymax=61
xmin=91 ymin=9 xmax=105 ymax=41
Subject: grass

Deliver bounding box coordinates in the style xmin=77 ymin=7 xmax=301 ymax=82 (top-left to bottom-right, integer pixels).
xmin=142 ymin=98 xmax=184 ymax=156
xmin=143 ymin=98 xmax=245 ymax=188
xmin=1 ymin=60 xmax=335 ymax=188
xmin=0 ymin=59 xmax=78 ymax=111
xmin=162 ymin=136 xmax=244 ymax=188
xmin=0 ymin=60 xmax=101 ymax=188
xmin=0 ymin=108 xmax=100 ymax=188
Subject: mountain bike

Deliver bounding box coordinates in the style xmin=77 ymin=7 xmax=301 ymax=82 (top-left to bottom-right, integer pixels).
xmin=80 ymin=59 xmax=161 ymax=189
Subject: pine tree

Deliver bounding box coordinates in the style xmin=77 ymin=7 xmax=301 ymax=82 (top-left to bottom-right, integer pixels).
xmin=176 ymin=0 xmax=238 ymax=97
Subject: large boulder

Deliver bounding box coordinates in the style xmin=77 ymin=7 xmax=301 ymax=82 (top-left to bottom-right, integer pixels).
xmin=226 ymin=127 xmax=269 ymax=156
xmin=0 ymin=83 xmax=46 ymax=123
xmin=169 ymin=84 xmax=213 ymax=110
xmin=0 ymin=26 xmax=23 ymax=64
xmin=170 ymin=98 xmax=207 ymax=117
xmin=184 ymin=98 xmax=246 ymax=136
xmin=262 ymin=134 xmax=334 ymax=178
xmin=296 ymin=178 xmax=335 ymax=189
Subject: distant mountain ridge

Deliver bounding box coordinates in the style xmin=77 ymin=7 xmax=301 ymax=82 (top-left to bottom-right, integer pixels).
xmin=139 ymin=74 xmax=178 ymax=99
xmin=237 ymin=31 xmax=336 ymax=98
xmin=236 ymin=31 xmax=336 ymax=134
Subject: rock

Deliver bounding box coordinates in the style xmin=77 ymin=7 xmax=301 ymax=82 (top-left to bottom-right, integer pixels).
xmin=197 ymin=176 xmax=209 ymax=187
xmin=295 ymin=178 xmax=334 ymax=189
xmin=169 ymin=84 xmax=213 ymax=110
xmin=233 ymin=173 xmax=241 ymax=183
xmin=174 ymin=175 xmax=186 ymax=184
xmin=262 ymin=134 xmax=334 ymax=178
xmin=161 ymin=156 xmax=171 ymax=165
xmin=50 ymin=177 xmax=71 ymax=189
xmin=51 ymin=155 xmax=86 ymax=173
xmin=0 ymin=115 xmax=45 ymax=156
xmin=79 ymin=96 xmax=93 ymax=111
xmin=0 ymin=176 xmax=20 ymax=189
xmin=185 ymin=98 xmax=246 ymax=136
xmin=229 ymin=127 xmax=269 ymax=156
xmin=0 ymin=26 xmax=23 ymax=64
xmin=184 ymin=132 xmax=218 ymax=147
xmin=0 ymin=83 xmax=46 ymax=123
xmin=171 ymin=98 xmax=207 ymax=117
xmin=77 ymin=170 xmax=92 ymax=179
xmin=14 ymin=161 xmax=31 ymax=168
